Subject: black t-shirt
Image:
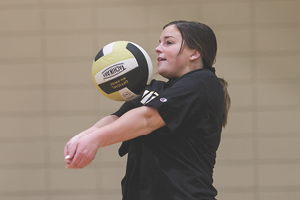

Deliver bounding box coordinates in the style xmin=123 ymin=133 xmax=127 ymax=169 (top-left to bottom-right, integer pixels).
xmin=113 ymin=69 xmax=224 ymax=200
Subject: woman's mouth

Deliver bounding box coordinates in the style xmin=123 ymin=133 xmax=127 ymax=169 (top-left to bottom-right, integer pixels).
xmin=158 ymin=57 xmax=166 ymax=62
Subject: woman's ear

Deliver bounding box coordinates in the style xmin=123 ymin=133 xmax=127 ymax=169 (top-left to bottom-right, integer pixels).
xmin=190 ymin=50 xmax=201 ymax=61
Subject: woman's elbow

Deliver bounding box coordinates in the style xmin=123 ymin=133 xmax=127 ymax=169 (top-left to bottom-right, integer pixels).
xmin=143 ymin=106 xmax=166 ymax=132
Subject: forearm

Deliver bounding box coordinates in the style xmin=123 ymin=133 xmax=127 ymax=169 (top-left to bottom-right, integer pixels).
xmin=92 ymin=114 xmax=119 ymax=129
xmin=90 ymin=106 xmax=166 ymax=148
xmin=77 ymin=115 xmax=119 ymax=137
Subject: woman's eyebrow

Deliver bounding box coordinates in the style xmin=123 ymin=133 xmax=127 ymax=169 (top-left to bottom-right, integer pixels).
xmin=159 ymin=36 xmax=175 ymax=43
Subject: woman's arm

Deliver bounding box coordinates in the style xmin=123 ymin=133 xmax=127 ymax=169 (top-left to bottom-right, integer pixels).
xmin=64 ymin=115 xmax=119 ymax=164
xmin=65 ymin=106 xmax=165 ymax=169
xmin=78 ymin=115 xmax=120 ymax=137
xmin=93 ymin=114 xmax=119 ymax=129
xmin=95 ymin=106 xmax=165 ymax=148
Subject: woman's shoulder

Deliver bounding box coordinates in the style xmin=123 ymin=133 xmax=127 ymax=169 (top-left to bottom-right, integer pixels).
xmin=178 ymin=69 xmax=223 ymax=93
xmin=172 ymin=69 xmax=218 ymax=86
xmin=186 ymin=68 xmax=216 ymax=79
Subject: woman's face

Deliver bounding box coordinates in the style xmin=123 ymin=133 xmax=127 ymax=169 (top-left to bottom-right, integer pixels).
xmin=155 ymin=25 xmax=194 ymax=78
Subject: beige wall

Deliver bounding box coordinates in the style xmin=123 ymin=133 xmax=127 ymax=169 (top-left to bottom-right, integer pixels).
xmin=0 ymin=0 xmax=300 ymax=199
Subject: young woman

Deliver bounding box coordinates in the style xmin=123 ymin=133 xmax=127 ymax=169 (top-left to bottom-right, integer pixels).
xmin=64 ymin=20 xmax=230 ymax=200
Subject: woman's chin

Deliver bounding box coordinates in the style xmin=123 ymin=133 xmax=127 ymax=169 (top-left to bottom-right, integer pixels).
xmin=157 ymin=70 xmax=166 ymax=78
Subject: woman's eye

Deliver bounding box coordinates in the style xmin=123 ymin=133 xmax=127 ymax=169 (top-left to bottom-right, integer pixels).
xmin=166 ymin=41 xmax=173 ymax=45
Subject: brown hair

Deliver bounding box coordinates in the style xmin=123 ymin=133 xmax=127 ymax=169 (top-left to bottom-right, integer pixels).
xmin=218 ymin=78 xmax=231 ymax=127
xmin=164 ymin=20 xmax=230 ymax=127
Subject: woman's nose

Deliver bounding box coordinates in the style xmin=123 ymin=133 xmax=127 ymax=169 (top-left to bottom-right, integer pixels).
xmin=155 ymin=44 xmax=162 ymax=54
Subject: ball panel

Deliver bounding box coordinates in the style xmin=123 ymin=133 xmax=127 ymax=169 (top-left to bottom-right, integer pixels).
xmin=98 ymin=68 xmax=146 ymax=94
xmin=93 ymin=77 xmax=125 ymax=101
xmin=118 ymin=87 xmax=139 ymax=101
xmin=92 ymin=48 xmax=134 ymax=79
xmin=97 ymin=66 xmax=147 ymax=95
xmin=94 ymin=48 xmax=104 ymax=61
xmin=126 ymin=42 xmax=149 ymax=86
xmin=98 ymin=75 xmax=128 ymax=94
xmin=124 ymin=66 xmax=148 ymax=94
xmin=94 ymin=41 xmax=129 ymax=62
xmin=102 ymin=41 xmax=115 ymax=55
xmin=94 ymin=58 xmax=138 ymax=85
xmin=105 ymin=91 xmax=125 ymax=101
xmin=112 ymin=41 xmax=129 ymax=51
xmin=128 ymin=42 xmax=153 ymax=84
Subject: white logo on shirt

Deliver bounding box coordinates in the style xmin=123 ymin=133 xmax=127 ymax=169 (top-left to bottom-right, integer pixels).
xmin=140 ymin=90 xmax=159 ymax=105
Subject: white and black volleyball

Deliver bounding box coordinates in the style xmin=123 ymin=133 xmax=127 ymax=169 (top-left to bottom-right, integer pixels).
xmin=92 ymin=41 xmax=153 ymax=101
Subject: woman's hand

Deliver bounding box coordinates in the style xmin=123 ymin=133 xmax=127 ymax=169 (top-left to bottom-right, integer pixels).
xmin=64 ymin=134 xmax=81 ymax=164
xmin=64 ymin=115 xmax=119 ymax=169
xmin=64 ymin=134 xmax=100 ymax=169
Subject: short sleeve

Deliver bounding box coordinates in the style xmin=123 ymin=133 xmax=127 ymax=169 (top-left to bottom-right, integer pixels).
xmin=145 ymin=73 xmax=208 ymax=132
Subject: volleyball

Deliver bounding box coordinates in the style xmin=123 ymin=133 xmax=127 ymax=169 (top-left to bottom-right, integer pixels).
xmin=92 ymin=41 xmax=153 ymax=101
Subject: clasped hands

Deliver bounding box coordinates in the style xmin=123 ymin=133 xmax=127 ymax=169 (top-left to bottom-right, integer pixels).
xmin=64 ymin=134 xmax=100 ymax=169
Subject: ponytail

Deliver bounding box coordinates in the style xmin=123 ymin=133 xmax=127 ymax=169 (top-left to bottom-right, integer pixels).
xmin=204 ymin=65 xmax=230 ymax=128
xmin=218 ymin=78 xmax=231 ymax=128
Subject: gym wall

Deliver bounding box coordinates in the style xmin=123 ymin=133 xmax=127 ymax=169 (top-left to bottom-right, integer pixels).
xmin=0 ymin=0 xmax=299 ymax=200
